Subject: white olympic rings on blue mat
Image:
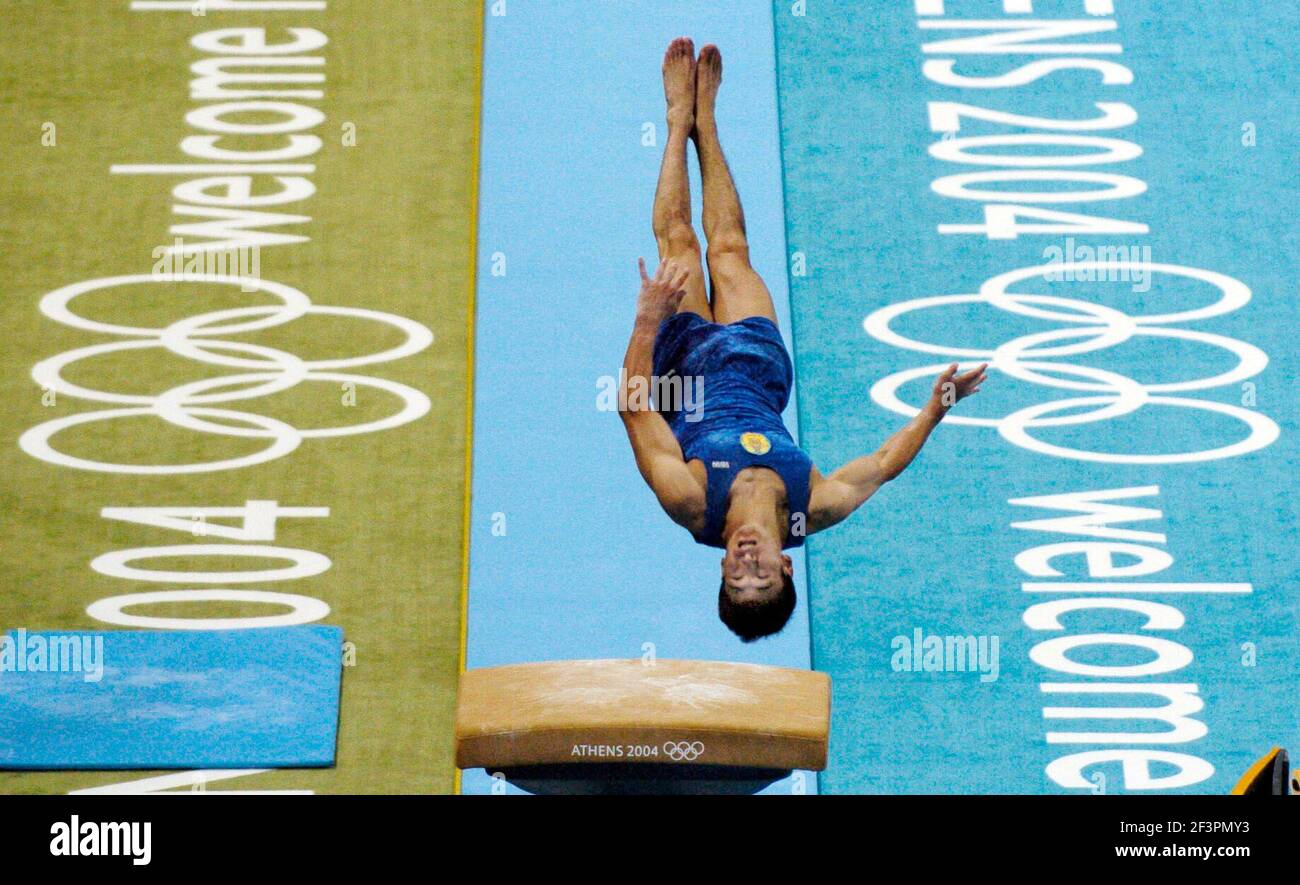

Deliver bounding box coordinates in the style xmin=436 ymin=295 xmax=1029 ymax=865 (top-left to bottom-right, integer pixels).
xmin=863 ymin=261 xmax=1279 ymax=464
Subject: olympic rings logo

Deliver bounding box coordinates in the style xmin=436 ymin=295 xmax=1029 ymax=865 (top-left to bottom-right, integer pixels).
xmin=664 ymin=741 xmax=705 ymax=761
xmin=863 ymin=260 xmax=1280 ymax=464
xmin=20 ymin=274 xmax=433 ymax=474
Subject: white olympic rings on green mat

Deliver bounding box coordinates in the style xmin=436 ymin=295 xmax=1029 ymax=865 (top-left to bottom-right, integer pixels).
xmin=21 ymin=273 xmax=433 ymax=474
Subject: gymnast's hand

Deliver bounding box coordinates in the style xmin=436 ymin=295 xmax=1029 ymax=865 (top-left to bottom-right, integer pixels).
xmin=636 ymin=257 xmax=689 ymax=321
xmin=930 ymin=362 xmax=988 ymax=414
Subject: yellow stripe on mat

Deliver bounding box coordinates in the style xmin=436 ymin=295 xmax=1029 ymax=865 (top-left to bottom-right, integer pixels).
xmin=453 ymin=4 xmax=487 ymax=798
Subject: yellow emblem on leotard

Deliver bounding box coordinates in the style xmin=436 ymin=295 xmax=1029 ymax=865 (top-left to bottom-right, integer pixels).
xmin=740 ymin=432 xmax=771 ymax=455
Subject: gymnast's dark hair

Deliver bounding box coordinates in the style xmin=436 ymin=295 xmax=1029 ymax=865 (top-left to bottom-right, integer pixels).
xmin=718 ymin=572 xmax=797 ymax=643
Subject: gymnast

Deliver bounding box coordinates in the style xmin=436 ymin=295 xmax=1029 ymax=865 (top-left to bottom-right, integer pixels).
xmin=619 ymin=39 xmax=987 ymax=642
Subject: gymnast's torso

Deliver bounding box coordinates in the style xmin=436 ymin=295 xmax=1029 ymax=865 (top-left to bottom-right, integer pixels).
xmin=652 ymin=311 xmax=814 ymax=549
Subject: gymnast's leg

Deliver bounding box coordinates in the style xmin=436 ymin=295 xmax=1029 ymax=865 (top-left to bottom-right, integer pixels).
xmin=653 ymin=37 xmax=711 ymax=321
xmin=694 ymin=44 xmax=778 ymax=326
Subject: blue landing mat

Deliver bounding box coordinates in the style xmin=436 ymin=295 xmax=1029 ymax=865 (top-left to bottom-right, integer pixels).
xmin=463 ymin=0 xmax=814 ymax=795
xmin=0 ymin=626 xmax=343 ymax=769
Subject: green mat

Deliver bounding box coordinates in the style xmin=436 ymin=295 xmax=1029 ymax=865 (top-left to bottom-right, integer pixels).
xmin=0 ymin=0 xmax=480 ymax=794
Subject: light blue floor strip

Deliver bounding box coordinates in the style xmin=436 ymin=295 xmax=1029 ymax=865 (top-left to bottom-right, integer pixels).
xmin=0 ymin=627 xmax=342 ymax=769
xmin=464 ymin=0 xmax=813 ymax=795
xmin=777 ymin=0 xmax=1299 ymax=793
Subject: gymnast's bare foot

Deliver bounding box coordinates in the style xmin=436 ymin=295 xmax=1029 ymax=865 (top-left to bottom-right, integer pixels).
xmin=693 ymin=43 xmax=722 ymax=136
xmin=663 ymin=37 xmax=696 ymax=129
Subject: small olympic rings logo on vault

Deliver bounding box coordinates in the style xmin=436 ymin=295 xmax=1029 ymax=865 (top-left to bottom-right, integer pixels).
xmin=664 ymin=741 xmax=705 ymax=761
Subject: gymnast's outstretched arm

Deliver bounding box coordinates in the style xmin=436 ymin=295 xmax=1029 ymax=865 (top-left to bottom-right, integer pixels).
xmin=619 ymin=258 xmax=705 ymax=528
xmin=807 ymin=363 xmax=987 ymax=533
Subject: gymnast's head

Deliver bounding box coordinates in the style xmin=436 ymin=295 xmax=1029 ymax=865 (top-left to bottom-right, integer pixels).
xmin=717 ymin=525 xmax=796 ymax=642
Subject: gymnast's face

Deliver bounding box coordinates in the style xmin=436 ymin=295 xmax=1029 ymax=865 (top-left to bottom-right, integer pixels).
xmin=720 ymin=526 xmax=793 ymax=601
